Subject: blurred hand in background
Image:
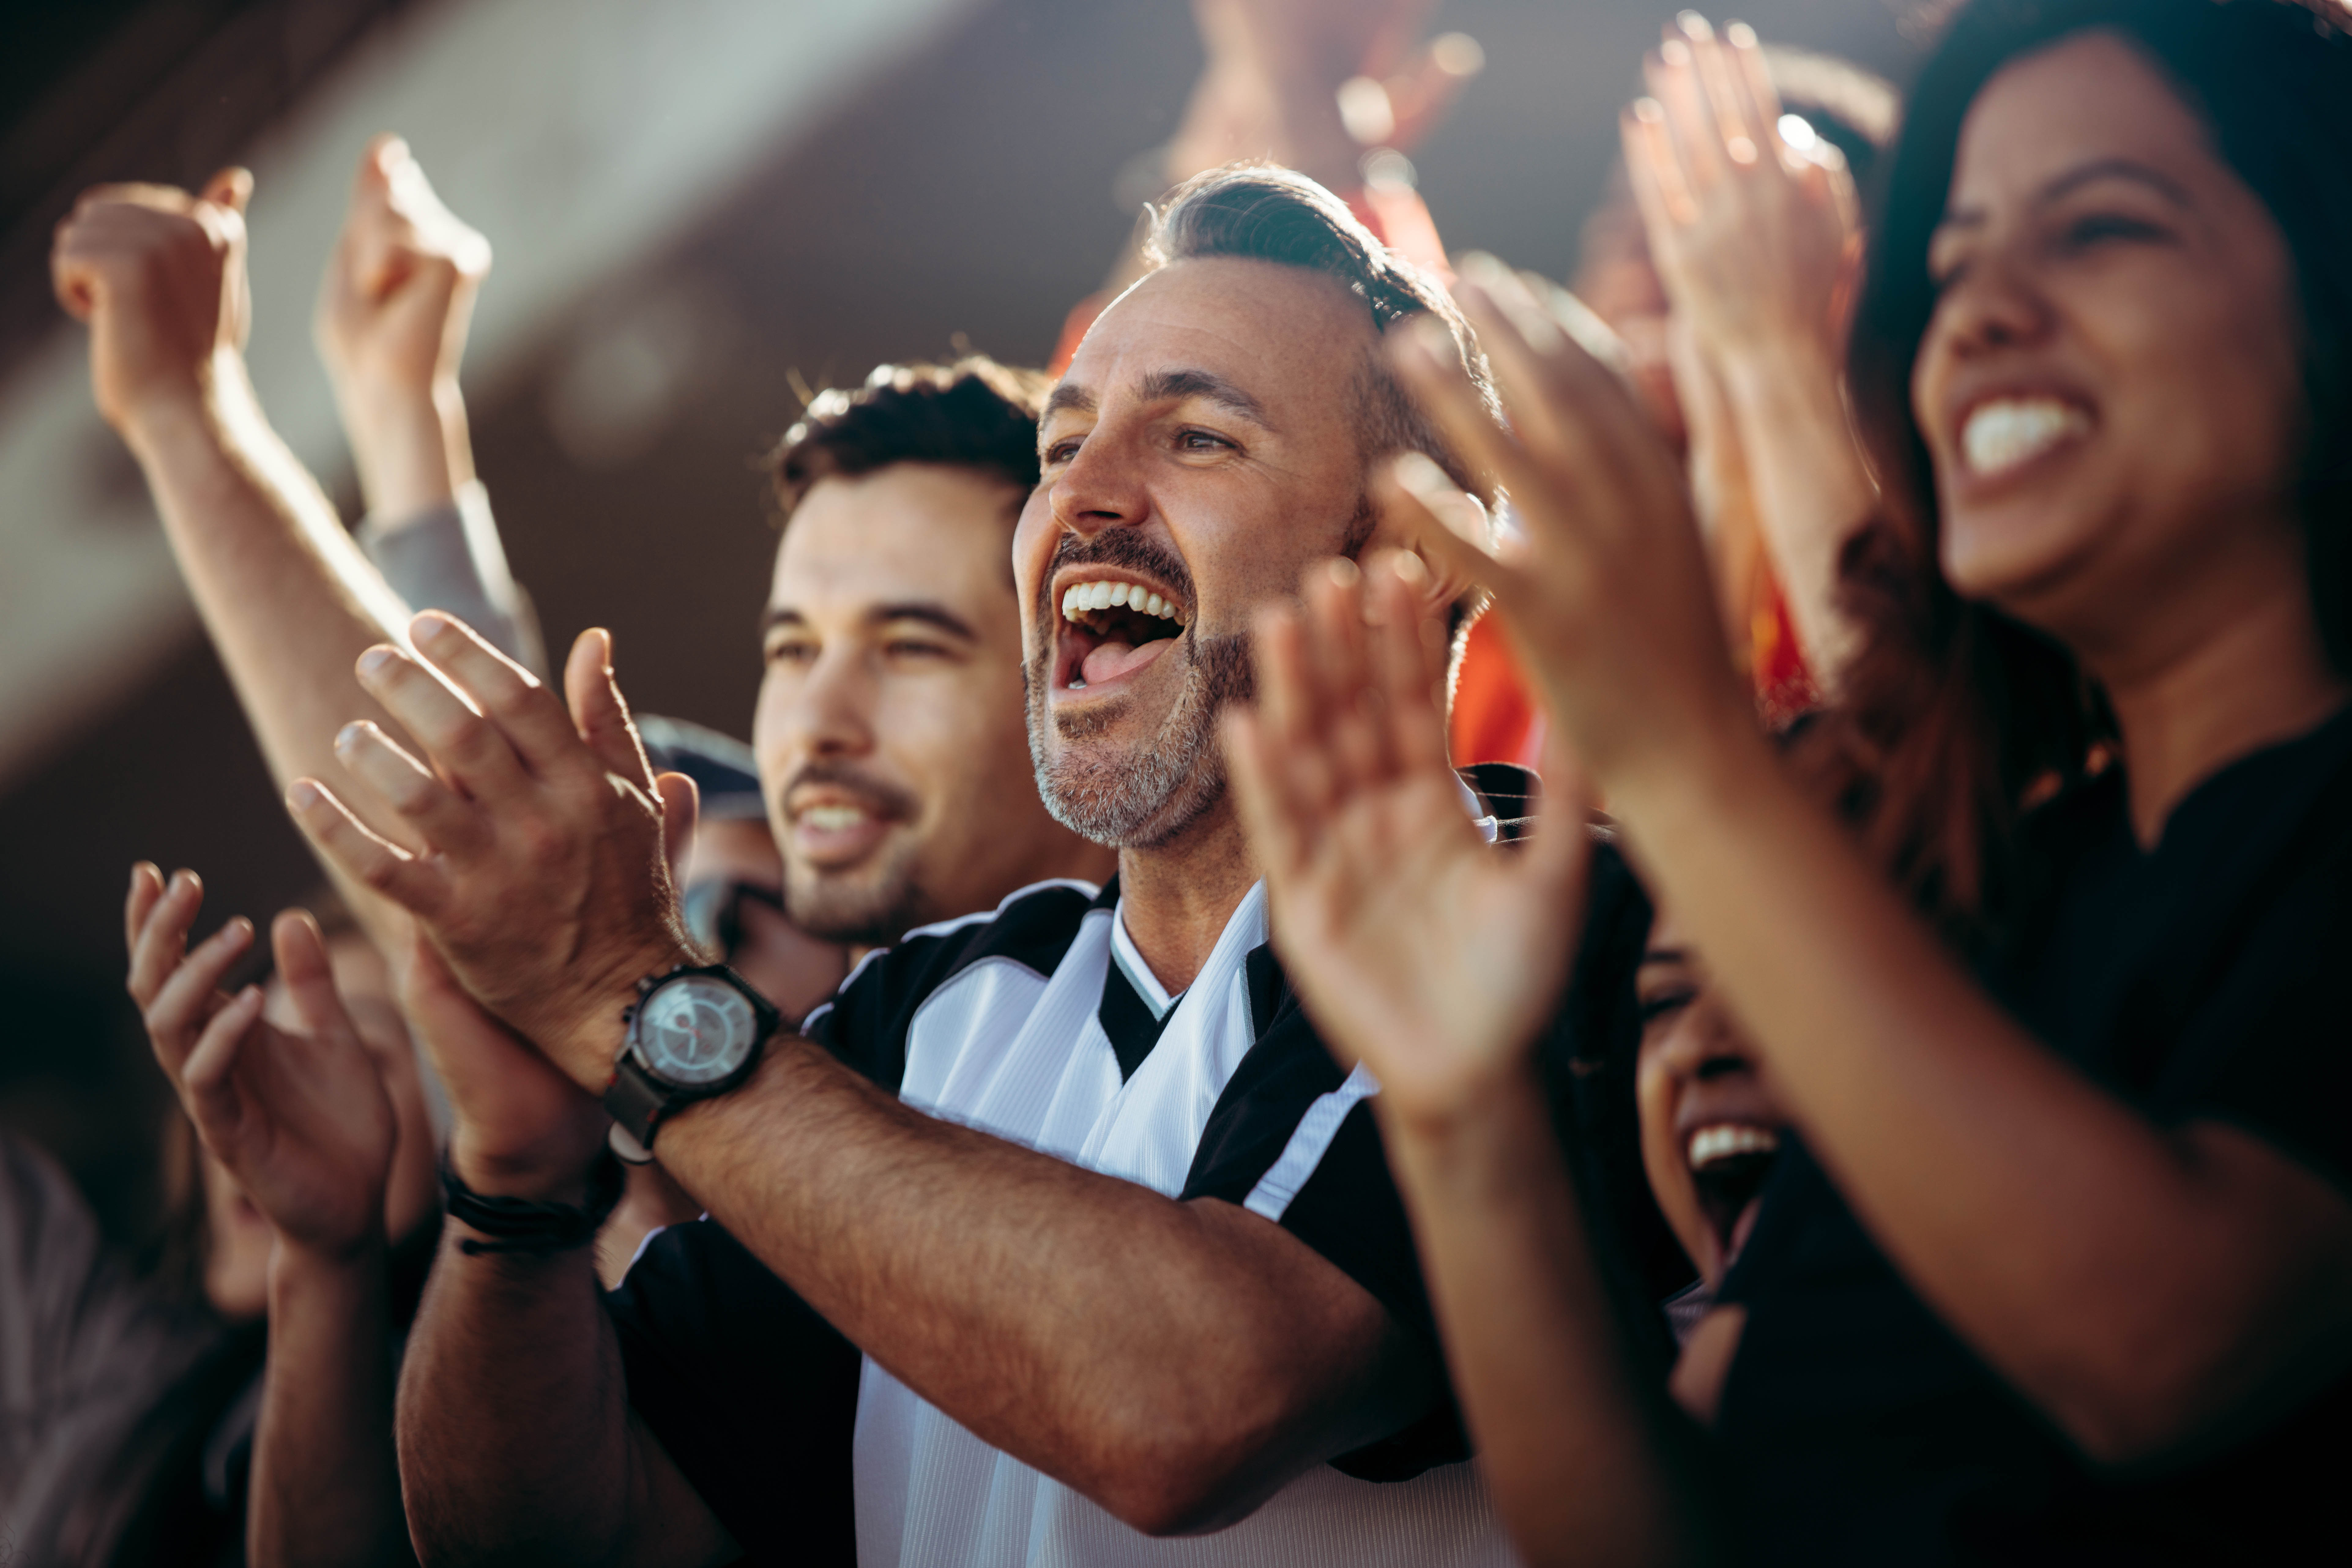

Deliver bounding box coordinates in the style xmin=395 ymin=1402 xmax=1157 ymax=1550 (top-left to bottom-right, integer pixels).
xmin=315 ymin=134 xmax=493 ymax=522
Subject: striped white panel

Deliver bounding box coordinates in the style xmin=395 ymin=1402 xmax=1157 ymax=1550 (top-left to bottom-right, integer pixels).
xmin=1242 ymin=1062 xmax=1383 ymax=1224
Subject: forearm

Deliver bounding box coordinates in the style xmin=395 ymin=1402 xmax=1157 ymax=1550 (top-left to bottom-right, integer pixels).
xmin=335 ymin=375 xmax=472 ymax=522
xmin=1615 ymin=726 xmax=2343 ymax=1452
xmin=121 ymin=355 xmax=422 ymax=946
xmin=659 ymin=1038 xmax=1411 ymax=1529
xmin=251 ymin=1242 xmax=411 ymax=1568
xmin=395 ymin=1228 xmax=652 ymax=1565
xmin=1715 ymin=341 xmax=1873 ymax=686
xmin=1384 ymin=1079 xmax=1707 ymax=1568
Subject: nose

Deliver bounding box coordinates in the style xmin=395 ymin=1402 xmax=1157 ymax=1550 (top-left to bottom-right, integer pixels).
xmin=772 ymin=644 xmax=877 ymax=764
xmin=1658 ymin=994 xmax=1757 ymax=1082
xmin=1048 ymin=421 xmax=1150 ymax=542
xmin=1935 ymin=248 xmax=2054 ymax=358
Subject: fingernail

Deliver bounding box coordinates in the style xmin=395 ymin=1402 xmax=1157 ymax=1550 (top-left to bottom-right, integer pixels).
xmin=1392 ymin=450 xmax=1455 ymax=501
xmin=1326 ymin=557 xmax=1362 ymax=588
xmin=286 ymin=780 xmax=322 ymax=810
xmin=1677 ymin=12 xmax=1714 ymax=42
xmin=1633 ymin=97 xmax=1666 ymax=125
xmin=335 ymin=721 xmax=367 ymax=755
xmin=1661 ymin=38 xmax=1692 ymax=67
xmin=414 ymin=612 xmax=452 ymax=644
xmin=358 ymin=646 xmax=396 ymax=677
xmin=222 ymin=917 xmax=252 ymax=947
xmin=1725 ymin=20 xmax=1757 ymax=48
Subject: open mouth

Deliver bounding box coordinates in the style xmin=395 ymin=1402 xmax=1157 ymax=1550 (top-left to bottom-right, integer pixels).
xmin=1959 ymin=395 xmax=2093 ymax=480
xmin=1055 ymin=574 xmax=1188 ymax=695
xmin=1686 ymin=1123 xmax=1780 ymax=1261
xmin=783 ymin=787 xmax=904 ymax=868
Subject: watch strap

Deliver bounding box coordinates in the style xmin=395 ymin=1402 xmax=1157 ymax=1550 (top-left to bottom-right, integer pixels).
xmin=604 ymin=1053 xmax=674 ymax=1149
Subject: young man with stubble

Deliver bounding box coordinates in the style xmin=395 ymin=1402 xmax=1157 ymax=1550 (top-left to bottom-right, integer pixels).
xmin=274 ymin=166 xmax=1521 ymax=1567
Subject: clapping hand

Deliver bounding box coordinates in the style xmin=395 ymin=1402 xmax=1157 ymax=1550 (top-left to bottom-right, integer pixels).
xmin=127 ymin=867 xmax=396 ymax=1258
xmin=315 ymin=134 xmax=492 ymax=519
xmin=1385 ymin=256 xmax=1755 ymax=792
xmin=1623 ymin=16 xmax=1858 ymax=363
xmin=1224 ymin=554 xmax=1592 ymax=1128
xmin=285 ymin=613 xmax=699 ymax=1097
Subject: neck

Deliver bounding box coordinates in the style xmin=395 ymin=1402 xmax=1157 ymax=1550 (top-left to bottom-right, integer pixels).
xmin=1113 ymin=797 xmax=1260 ymax=995
xmin=2080 ymin=559 xmax=2348 ymax=848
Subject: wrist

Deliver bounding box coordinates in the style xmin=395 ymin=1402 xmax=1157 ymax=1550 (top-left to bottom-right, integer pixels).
xmin=1713 ymin=330 xmax=1843 ymax=407
xmin=547 ymin=937 xmax=703 ymax=1092
xmin=448 ymin=1127 xmax=598 ymax=1205
xmin=1381 ymin=1065 xmax=1560 ymax=1196
xmin=268 ymin=1224 xmax=390 ymax=1288
xmin=339 ymin=382 xmax=464 ymax=520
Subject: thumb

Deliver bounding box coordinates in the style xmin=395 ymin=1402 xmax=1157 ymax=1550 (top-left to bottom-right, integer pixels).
xmin=273 ymin=909 xmax=360 ymax=1044
xmin=203 ymin=166 xmax=254 ymax=216
xmin=655 ymin=771 xmax=700 ymax=887
xmin=565 ymin=628 xmax=656 ymax=791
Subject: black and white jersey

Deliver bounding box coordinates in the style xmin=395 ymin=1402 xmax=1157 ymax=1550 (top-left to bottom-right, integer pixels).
xmin=609 ymin=877 xmax=1512 ymax=1568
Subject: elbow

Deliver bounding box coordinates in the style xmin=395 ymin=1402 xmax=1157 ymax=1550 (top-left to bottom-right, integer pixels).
xmin=1081 ymin=1408 xmax=1289 ymax=1538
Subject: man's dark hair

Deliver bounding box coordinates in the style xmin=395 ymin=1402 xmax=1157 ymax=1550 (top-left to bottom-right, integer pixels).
xmin=1143 ymin=163 xmax=1502 ymax=510
xmin=768 ymin=356 xmax=1049 ymax=519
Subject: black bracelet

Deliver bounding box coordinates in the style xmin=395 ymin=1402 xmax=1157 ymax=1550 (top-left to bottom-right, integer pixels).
xmin=440 ymin=1148 xmax=626 ymax=1257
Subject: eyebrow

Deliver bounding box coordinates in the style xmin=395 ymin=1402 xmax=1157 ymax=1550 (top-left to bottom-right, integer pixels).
xmin=1040 ymin=368 xmax=1274 ymax=429
xmin=1937 ymin=156 xmax=2194 ymax=231
xmin=759 ymin=602 xmax=981 ymax=640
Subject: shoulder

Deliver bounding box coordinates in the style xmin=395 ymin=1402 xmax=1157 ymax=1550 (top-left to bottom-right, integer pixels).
xmin=799 ymin=878 xmax=1104 ymax=1089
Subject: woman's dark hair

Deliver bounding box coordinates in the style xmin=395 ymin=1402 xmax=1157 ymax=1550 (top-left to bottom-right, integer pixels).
xmin=768 ymin=357 xmax=1050 ymax=519
xmin=1822 ymin=0 xmax=2352 ymax=935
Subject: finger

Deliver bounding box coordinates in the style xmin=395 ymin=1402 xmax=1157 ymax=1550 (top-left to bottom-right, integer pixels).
xmin=287 ymin=778 xmax=451 ymax=916
xmin=1686 ymin=26 xmax=1764 ymax=167
xmin=1365 ymin=552 xmax=1453 ymax=777
xmin=564 ymin=628 xmax=659 ymax=792
xmin=656 ymin=772 xmax=700 ymax=888
xmin=201 ymin=166 xmax=253 ymax=216
xmin=1523 ymin=723 xmax=1598 ymax=897
xmin=273 ymin=909 xmax=364 ymax=1048
xmin=146 ymin=915 xmax=255 ymax=1075
xmin=1303 ymin=561 xmax=1389 ymax=789
xmin=1223 ymin=708 xmax=1311 ymax=886
xmin=354 ymin=641 xmax=533 ymax=803
xmin=1451 ymin=259 xmax=1586 ymax=459
xmin=1250 ymin=602 xmax=1342 ymax=820
xmin=332 ymin=718 xmax=486 ymax=855
xmin=125 ymin=862 xmax=166 ymax=962
xmin=1721 ymin=22 xmax=1784 ymax=153
xmin=1624 ymin=100 xmax=1698 ymax=237
xmin=1646 ymin=37 xmax=1724 ymax=194
xmin=128 ymin=870 xmax=207 ymax=1008
xmin=410 ymin=613 xmax=586 ymax=777
xmin=181 ymin=985 xmax=264 ymax=1138
xmin=1385 ymin=315 xmax=1552 ymax=517
xmin=1457 ymin=272 xmax=1665 ymax=494
xmin=1377 ymin=460 xmax=1534 ymax=634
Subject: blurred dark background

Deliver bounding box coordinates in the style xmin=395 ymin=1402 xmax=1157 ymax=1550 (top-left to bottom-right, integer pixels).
xmin=0 ymin=0 xmax=1919 ymax=1242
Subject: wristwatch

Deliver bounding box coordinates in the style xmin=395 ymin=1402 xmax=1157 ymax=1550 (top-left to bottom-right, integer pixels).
xmin=603 ymin=963 xmax=780 ymax=1153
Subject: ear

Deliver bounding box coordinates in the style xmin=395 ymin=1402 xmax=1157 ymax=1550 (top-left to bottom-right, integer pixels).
xmin=1363 ymin=464 xmax=1482 ymax=625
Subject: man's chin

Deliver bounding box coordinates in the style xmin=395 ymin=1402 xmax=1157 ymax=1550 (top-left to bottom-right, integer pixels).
xmin=784 ymin=866 xmax=929 ymax=949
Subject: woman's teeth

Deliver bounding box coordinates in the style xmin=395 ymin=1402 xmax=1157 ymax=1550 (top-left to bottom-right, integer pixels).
xmin=798 ymin=804 xmax=869 ymax=832
xmin=1961 ymin=397 xmax=2091 ymax=478
xmin=1060 ymin=579 xmax=1186 ymax=627
xmin=1687 ymin=1123 xmax=1780 ymax=1170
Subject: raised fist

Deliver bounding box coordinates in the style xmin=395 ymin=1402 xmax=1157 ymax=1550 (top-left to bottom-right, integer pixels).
xmin=52 ymin=168 xmax=253 ymax=436
xmin=315 ymin=135 xmax=492 ymax=518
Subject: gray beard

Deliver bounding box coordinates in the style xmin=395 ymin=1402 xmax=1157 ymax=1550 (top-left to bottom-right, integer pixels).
xmin=1026 ymin=630 xmax=1254 ymax=850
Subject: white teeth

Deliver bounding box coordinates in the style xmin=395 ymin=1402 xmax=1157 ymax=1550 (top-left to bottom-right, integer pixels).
xmin=798 ymin=804 xmax=868 ymax=831
xmin=1058 ymin=580 xmax=1186 ymax=628
xmin=1686 ymin=1124 xmax=1780 ymax=1171
xmin=1962 ymin=397 xmax=2091 ymax=478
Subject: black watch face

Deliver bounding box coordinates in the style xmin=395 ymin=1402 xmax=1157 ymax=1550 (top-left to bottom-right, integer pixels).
xmin=635 ymin=974 xmax=761 ymax=1088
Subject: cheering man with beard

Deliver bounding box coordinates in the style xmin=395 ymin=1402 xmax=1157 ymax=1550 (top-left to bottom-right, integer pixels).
xmin=271 ymin=165 xmax=1519 ymax=1567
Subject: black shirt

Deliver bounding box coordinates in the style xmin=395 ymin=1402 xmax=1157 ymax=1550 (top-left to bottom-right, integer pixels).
xmin=1712 ymin=706 xmax=2352 ymax=1565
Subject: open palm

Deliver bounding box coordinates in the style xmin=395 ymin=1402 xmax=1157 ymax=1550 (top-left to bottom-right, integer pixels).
xmin=128 ymin=867 xmax=394 ymax=1256
xmin=1226 ymin=556 xmax=1590 ymax=1127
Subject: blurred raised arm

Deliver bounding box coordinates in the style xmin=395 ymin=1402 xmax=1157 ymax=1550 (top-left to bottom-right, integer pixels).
xmin=53 ymin=171 xmax=422 ymax=953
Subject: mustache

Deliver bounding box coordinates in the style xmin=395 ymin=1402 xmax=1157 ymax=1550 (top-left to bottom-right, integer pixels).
xmin=776 ymin=759 xmax=921 ymax=822
xmin=1043 ymin=531 xmax=1195 ymax=613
